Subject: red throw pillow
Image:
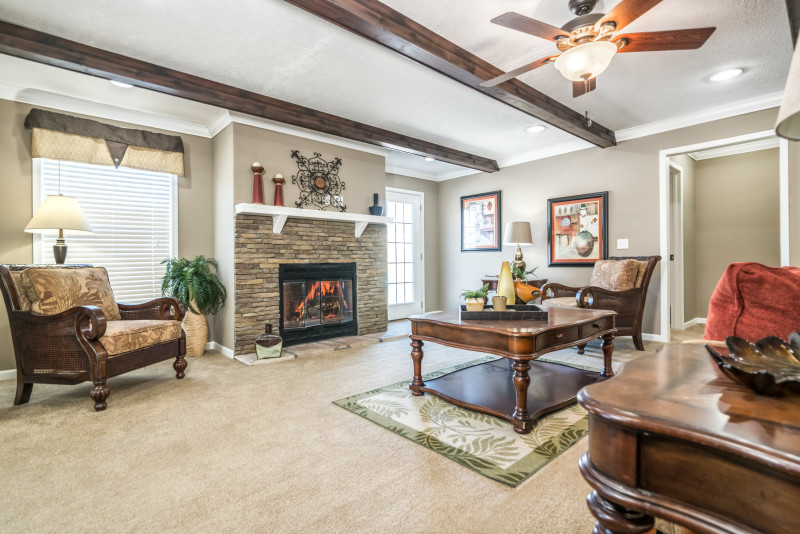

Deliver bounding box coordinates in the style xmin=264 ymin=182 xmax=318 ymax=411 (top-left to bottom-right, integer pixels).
xmin=704 ymin=262 xmax=800 ymax=342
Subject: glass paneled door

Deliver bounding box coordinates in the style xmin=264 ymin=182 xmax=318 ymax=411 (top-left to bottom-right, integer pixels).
xmin=386 ymin=189 xmax=424 ymax=320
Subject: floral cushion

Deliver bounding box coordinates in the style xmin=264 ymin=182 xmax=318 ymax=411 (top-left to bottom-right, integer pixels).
xmin=540 ymin=296 xmax=578 ymax=308
xmin=588 ymin=259 xmax=639 ymax=291
xmin=23 ymin=267 xmax=121 ymax=320
xmin=100 ymin=320 xmax=182 ymax=356
xmin=10 ymin=271 xmax=33 ymax=311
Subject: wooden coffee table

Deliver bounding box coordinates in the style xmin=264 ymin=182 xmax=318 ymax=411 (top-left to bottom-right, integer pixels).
xmin=408 ymin=307 xmax=616 ymax=434
xmin=578 ymin=343 xmax=800 ymax=534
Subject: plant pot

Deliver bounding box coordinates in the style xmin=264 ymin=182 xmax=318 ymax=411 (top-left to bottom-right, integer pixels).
xmin=464 ymin=298 xmax=485 ymax=311
xmin=182 ymin=299 xmax=208 ymax=357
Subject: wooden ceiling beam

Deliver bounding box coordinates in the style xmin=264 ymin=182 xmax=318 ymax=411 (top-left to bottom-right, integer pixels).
xmin=0 ymin=20 xmax=499 ymax=173
xmin=283 ymin=0 xmax=616 ymax=148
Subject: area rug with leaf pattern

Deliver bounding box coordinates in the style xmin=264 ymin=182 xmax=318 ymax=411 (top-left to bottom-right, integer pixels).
xmin=334 ymin=354 xmax=605 ymax=488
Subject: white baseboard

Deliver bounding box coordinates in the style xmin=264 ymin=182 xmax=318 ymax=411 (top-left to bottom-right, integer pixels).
xmin=641 ymin=333 xmax=668 ymax=343
xmin=0 ymin=369 xmax=15 ymax=381
xmin=206 ymin=341 xmax=234 ymax=359
xmin=683 ymin=317 xmax=707 ymax=329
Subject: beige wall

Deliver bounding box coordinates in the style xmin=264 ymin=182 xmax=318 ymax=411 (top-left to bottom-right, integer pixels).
xmin=669 ymin=154 xmax=697 ymax=321
xmin=385 ymin=173 xmax=440 ymax=311
xmin=211 ymin=124 xmax=235 ymax=349
xmin=0 ymin=98 xmax=215 ymax=372
xmin=792 ymin=142 xmax=800 ymax=267
xmin=438 ymin=108 xmax=785 ymax=337
xmin=693 ymin=149 xmax=780 ymax=317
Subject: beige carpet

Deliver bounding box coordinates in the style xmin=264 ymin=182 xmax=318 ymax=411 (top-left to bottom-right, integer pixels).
xmin=0 ymin=335 xmax=660 ymax=533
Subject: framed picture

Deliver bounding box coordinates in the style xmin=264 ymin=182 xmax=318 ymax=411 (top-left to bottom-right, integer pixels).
xmin=461 ymin=191 xmax=501 ymax=251
xmin=547 ymin=191 xmax=608 ymax=266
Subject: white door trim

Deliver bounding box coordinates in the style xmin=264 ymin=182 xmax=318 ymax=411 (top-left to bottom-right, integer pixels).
xmin=668 ymin=160 xmax=685 ymax=331
xmin=658 ymin=129 xmax=789 ymax=343
xmin=386 ymin=187 xmax=425 ymax=318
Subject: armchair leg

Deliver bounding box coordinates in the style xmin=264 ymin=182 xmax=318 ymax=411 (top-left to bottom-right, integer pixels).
xmin=174 ymin=353 xmax=187 ymax=379
xmin=14 ymin=381 xmax=33 ymax=405
xmin=577 ymin=343 xmax=587 ymax=355
xmin=632 ymin=334 xmax=645 ymax=351
xmin=90 ymin=379 xmax=110 ymax=411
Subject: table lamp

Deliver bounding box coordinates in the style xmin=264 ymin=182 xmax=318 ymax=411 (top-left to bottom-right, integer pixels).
xmin=503 ymin=221 xmax=533 ymax=272
xmin=24 ymin=195 xmax=94 ymax=264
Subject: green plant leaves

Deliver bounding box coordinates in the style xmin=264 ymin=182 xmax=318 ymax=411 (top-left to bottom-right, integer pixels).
xmin=161 ymin=255 xmax=227 ymax=315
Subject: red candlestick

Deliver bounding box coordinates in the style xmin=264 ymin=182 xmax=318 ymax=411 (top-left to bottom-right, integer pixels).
xmin=272 ymin=174 xmax=285 ymax=207
xmin=251 ymin=162 xmax=264 ymax=204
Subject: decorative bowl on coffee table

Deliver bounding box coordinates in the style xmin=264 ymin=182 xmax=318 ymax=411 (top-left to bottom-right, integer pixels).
xmin=705 ymin=332 xmax=800 ymax=397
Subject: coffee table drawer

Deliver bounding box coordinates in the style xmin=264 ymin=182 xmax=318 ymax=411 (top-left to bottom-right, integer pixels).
xmin=536 ymin=326 xmax=580 ymax=351
xmin=580 ymin=317 xmax=614 ymax=338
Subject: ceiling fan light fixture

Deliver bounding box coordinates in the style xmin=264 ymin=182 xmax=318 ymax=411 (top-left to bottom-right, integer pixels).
xmin=553 ymin=40 xmax=617 ymax=82
xmin=710 ymin=68 xmax=743 ymax=82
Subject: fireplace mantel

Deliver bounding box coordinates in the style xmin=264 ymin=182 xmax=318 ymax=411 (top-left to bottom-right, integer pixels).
xmin=235 ymin=203 xmax=392 ymax=237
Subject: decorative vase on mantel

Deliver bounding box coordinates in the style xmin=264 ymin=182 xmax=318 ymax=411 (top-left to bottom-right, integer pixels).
xmin=369 ymin=193 xmax=383 ymax=216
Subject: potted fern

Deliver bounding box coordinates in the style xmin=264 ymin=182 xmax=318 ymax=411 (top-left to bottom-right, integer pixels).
xmin=460 ymin=283 xmax=490 ymax=311
xmin=162 ymin=256 xmax=226 ymax=357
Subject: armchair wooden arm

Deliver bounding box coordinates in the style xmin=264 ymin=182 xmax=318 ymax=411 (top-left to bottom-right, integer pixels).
xmin=118 ymin=297 xmax=185 ymax=321
xmin=575 ymin=286 xmax=641 ymax=309
xmin=540 ymin=282 xmax=582 ymax=301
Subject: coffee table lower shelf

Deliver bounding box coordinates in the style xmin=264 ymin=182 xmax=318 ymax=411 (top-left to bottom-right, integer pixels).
xmin=410 ymin=359 xmax=603 ymax=434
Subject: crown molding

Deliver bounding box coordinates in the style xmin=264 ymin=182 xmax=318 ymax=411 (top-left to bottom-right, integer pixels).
xmin=687 ymin=136 xmax=780 ymax=160
xmin=616 ymin=92 xmax=783 ymax=142
xmin=0 ymin=85 xmax=213 ymax=137
xmin=223 ymin=111 xmax=392 ymax=158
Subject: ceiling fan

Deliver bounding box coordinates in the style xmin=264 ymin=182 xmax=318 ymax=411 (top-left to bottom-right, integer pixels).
xmin=480 ymin=0 xmax=716 ymax=98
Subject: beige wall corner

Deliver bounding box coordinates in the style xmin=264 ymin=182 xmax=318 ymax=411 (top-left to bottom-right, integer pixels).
xmin=212 ymin=124 xmax=235 ymax=351
xmin=385 ymin=173 xmax=440 ymax=311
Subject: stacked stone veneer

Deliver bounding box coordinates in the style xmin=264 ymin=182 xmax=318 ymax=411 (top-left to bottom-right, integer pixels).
xmin=234 ymin=214 xmax=388 ymax=355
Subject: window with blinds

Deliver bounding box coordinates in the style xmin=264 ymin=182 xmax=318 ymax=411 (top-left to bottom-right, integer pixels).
xmin=33 ymin=159 xmax=177 ymax=303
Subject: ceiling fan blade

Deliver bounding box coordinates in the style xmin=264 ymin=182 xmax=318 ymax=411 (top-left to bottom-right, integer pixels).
xmin=491 ymin=12 xmax=569 ymax=41
xmin=573 ymin=78 xmax=597 ymax=98
xmin=615 ymin=28 xmax=716 ymax=52
xmin=479 ymin=56 xmax=557 ymax=88
xmin=597 ymin=0 xmax=664 ymax=33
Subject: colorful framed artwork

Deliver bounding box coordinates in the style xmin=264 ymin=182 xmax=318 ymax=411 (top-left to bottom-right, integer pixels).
xmin=461 ymin=191 xmax=501 ymax=252
xmin=547 ymin=192 xmax=608 ymax=266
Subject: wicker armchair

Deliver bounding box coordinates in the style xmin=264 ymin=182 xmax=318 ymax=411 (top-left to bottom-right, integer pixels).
xmin=0 ymin=264 xmax=186 ymax=411
xmin=540 ymin=256 xmax=661 ymax=351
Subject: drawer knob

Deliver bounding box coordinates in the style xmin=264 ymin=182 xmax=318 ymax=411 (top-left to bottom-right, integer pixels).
xmin=555 ymin=333 xmax=564 ymax=340
xmin=592 ymin=322 xmax=601 ymax=328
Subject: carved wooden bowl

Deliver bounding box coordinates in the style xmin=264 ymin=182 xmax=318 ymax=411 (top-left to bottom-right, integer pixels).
xmin=706 ymin=332 xmax=800 ymax=397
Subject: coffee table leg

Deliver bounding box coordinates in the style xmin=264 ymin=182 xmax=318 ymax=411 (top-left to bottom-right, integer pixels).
xmin=601 ymin=333 xmax=615 ymax=378
xmin=410 ymin=339 xmax=425 ymax=395
xmin=511 ymin=360 xmax=532 ymax=434
xmin=587 ymin=491 xmax=654 ymax=534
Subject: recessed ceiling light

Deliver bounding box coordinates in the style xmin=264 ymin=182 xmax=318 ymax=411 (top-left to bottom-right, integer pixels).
xmin=424 ymin=157 xmax=435 ymax=162
xmin=710 ymin=68 xmax=743 ymax=82
xmin=526 ymin=125 xmax=547 ymax=134
xmin=109 ymin=80 xmax=134 ymax=88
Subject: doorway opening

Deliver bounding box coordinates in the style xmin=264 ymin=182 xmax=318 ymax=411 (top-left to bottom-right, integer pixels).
xmin=659 ymin=131 xmax=790 ymax=342
xmin=386 ymin=188 xmax=424 ymax=320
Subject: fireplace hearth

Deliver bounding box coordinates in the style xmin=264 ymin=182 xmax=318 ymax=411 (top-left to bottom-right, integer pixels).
xmin=279 ymin=263 xmax=357 ymax=346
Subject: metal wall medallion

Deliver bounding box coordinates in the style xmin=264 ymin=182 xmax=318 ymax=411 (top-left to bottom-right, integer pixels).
xmin=290 ymin=150 xmax=346 ymax=211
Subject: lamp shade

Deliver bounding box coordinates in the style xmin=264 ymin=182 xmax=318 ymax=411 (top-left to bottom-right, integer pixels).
xmin=24 ymin=195 xmax=94 ymax=235
xmin=554 ymin=41 xmax=617 ymax=82
xmin=503 ymin=221 xmax=533 ymax=246
xmin=776 ymin=42 xmax=800 ymax=140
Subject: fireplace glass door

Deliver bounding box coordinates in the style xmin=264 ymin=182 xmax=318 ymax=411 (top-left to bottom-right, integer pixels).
xmin=282 ymin=279 xmax=354 ymax=331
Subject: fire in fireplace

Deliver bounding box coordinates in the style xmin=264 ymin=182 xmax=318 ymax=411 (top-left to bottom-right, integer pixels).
xmin=279 ymin=263 xmax=357 ymax=345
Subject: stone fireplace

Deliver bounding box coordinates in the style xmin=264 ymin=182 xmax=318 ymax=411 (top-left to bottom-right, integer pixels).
xmin=234 ymin=207 xmax=387 ymax=356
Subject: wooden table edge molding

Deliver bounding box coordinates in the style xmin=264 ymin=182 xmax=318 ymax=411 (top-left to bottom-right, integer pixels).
xmin=577 ymin=343 xmax=800 ymax=534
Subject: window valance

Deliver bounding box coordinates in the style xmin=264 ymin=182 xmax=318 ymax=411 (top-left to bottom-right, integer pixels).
xmin=24 ymin=109 xmax=185 ymax=176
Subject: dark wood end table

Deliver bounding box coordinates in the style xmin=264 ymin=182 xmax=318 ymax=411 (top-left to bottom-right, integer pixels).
xmin=578 ymin=343 xmax=800 ymax=534
xmin=409 ymin=307 xmax=616 ymax=434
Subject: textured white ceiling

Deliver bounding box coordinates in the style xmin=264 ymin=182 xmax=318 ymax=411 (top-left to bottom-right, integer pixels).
xmin=0 ymin=0 xmax=793 ymax=179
